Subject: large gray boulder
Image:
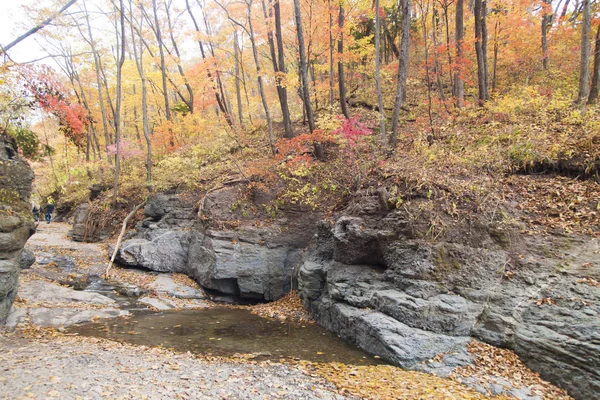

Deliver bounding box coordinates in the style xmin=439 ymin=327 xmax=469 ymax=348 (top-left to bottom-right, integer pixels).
xmin=18 ymin=248 xmax=35 ymax=269
xmin=113 ymin=188 xmax=318 ymax=301
xmin=299 ymin=201 xmax=600 ymax=400
xmin=0 ymin=134 xmax=35 ymax=324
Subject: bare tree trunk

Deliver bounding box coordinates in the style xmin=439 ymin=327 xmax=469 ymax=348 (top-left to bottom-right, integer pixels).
xmin=338 ymin=5 xmax=350 ymax=118
xmin=130 ymin=1 xmax=152 ymax=182
xmin=474 ymin=0 xmax=489 ymax=105
xmin=328 ymin=0 xmax=334 ymax=107
xmin=152 ymin=0 xmax=171 ymax=120
xmin=262 ymin=0 xmax=293 ymax=138
xmin=454 ymin=0 xmax=464 ymax=107
xmin=294 ymin=0 xmax=323 ymax=159
xmin=389 ymin=0 xmax=410 ymax=148
xmin=577 ymin=0 xmax=591 ymax=104
xmin=375 ymin=0 xmax=386 ymax=146
xmin=113 ymin=0 xmax=126 ymax=207
xmin=588 ymin=24 xmax=600 ymax=103
xmin=541 ymin=0 xmax=552 ymax=70
xmin=83 ymin=0 xmax=112 ymax=162
xmin=165 ymin=1 xmax=194 ymax=114
xmin=492 ymin=19 xmax=499 ymax=91
xmin=233 ymin=29 xmax=245 ymax=128
xmin=245 ymin=0 xmax=275 ymax=153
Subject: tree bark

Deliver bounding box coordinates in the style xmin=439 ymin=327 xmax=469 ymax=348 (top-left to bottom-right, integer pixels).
xmin=233 ymin=29 xmax=245 ymax=128
xmin=474 ymin=0 xmax=489 ymax=105
xmin=328 ymin=0 xmax=335 ymax=107
xmin=541 ymin=0 xmax=552 ymax=70
xmin=374 ymin=0 xmax=386 ymax=146
xmin=112 ymin=0 xmax=126 ymax=207
xmin=338 ymin=5 xmax=350 ymax=119
xmin=389 ymin=0 xmax=410 ymax=148
xmin=130 ymin=1 xmax=152 ymax=182
xmin=454 ymin=0 xmax=464 ymax=107
xmin=151 ymin=0 xmax=171 ymax=120
xmin=588 ymin=24 xmax=600 ymax=103
xmin=244 ymin=0 xmax=275 ymax=154
xmin=577 ymin=0 xmax=591 ymax=104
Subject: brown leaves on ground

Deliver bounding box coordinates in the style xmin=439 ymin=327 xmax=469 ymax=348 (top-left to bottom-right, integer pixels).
xmin=237 ymin=291 xmax=313 ymax=324
xmin=452 ymin=341 xmax=572 ymax=400
xmin=504 ymin=175 xmax=600 ymax=237
xmin=300 ymin=362 xmax=499 ymax=400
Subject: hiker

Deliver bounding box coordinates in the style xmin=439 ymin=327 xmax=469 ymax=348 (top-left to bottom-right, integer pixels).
xmin=45 ymin=199 xmax=55 ymax=224
xmin=32 ymin=205 xmax=40 ymax=222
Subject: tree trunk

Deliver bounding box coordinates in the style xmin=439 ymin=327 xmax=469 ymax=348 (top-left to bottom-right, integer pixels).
xmin=246 ymin=0 xmax=275 ymax=154
xmin=152 ymin=0 xmax=171 ymax=120
xmin=328 ymin=0 xmax=335 ymax=107
xmin=375 ymin=0 xmax=386 ymax=146
xmin=454 ymin=0 xmax=464 ymax=107
xmin=588 ymin=24 xmax=600 ymax=103
xmin=474 ymin=0 xmax=489 ymax=105
xmin=262 ymin=0 xmax=293 ymax=138
xmin=338 ymin=5 xmax=350 ymax=119
xmin=233 ymin=29 xmax=245 ymax=128
xmin=165 ymin=1 xmax=194 ymax=114
xmin=541 ymin=0 xmax=552 ymax=70
xmin=294 ymin=0 xmax=323 ymax=159
xmin=130 ymin=1 xmax=152 ymax=182
xmin=113 ymin=0 xmax=126 ymax=207
xmin=83 ymin=0 xmax=112 ymax=162
xmin=577 ymin=0 xmax=591 ymax=104
xmin=389 ymin=0 xmax=410 ymax=148
xmin=492 ymin=19 xmax=499 ymax=90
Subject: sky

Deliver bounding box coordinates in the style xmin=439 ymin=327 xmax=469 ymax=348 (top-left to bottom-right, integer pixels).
xmin=0 ymin=0 xmax=53 ymax=63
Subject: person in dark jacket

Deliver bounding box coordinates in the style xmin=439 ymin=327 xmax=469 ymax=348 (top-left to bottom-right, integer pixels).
xmin=32 ymin=205 xmax=40 ymax=222
xmin=45 ymin=201 xmax=55 ymax=224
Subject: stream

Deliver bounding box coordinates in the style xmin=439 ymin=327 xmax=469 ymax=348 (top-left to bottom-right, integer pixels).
xmin=67 ymin=308 xmax=382 ymax=365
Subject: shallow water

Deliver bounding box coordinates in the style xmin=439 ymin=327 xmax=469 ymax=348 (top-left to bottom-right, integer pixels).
xmin=67 ymin=308 xmax=382 ymax=365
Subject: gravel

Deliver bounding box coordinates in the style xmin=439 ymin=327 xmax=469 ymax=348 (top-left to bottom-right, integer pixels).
xmin=0 ymin=335 xmax=351 ymax=400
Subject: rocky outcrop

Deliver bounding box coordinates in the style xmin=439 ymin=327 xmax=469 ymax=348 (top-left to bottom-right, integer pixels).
xmin=114 ymin=188 xmax=318 ymax=301
xmin=0 ymin=134 xmax=35 ymax=324
xmin=19 ymin=248 xmax=35 ymax=269
xmin=299 ymin=195 xmax=600 ymax=400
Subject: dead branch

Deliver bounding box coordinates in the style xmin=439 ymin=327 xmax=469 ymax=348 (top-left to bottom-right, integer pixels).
xmin=105 ymin=200 xmax=146 ymax=279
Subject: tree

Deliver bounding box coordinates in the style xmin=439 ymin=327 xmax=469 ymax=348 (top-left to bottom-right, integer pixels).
xmin=454 ymin=0 xmax=464 ymax=107
xmin=541 ymin=0 xmax=553 ymax=70
xmin=474 ymin=0 xmax=489 ymax=105
xmin=577 ymin=0 xmax=591 ymax=104
xmin=389 ymin=0 xmax=410 ymax=148
xmin=112 ymin=0 xmax=126 ymax=206
xmin=130 ymin=0 xmax=152 ymax=182
xmin=375 ymin=0 xmax=386 ymax=146
xmin=588 ymin=23 xmax=600 ymax=103
xmin=338 ymin=4 xmax=350 ymax=119
xmin=0 ymin=0 xmax=78 ymax=55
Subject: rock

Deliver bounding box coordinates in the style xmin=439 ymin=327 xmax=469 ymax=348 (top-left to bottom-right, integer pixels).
xmin=70 ymin=203 xmax=97 ymax=242
xmin=115 ymin=230 xmax=192 ymax=273
xmin=18 ymin=248 xmax=35 ymax=269
xmin=138 ymin=296 xmax=176 ymax=310
xmin=187 ymin=229 xmax=305 ymax=300
xmin=0 ymin=134 xmax=35 ymax=324
xmin=116 ymin=190 xmax=319 ymax=301
xmin=299 ymin=200 xmax=600 ymax=400
xmin=149 ymin=275 xmax=204 ymax=299
xmin=18 ymin=280 xmax=116 ymax=306
xmin=6 ymin=307 xmax=128 ymax=328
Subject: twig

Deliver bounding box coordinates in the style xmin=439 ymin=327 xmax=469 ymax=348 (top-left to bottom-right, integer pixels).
xmin=105 ymin=200 xmax=146 ymax=279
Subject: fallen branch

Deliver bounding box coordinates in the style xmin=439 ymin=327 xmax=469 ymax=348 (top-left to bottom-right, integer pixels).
xmin=105 ymin=200 xmax=146 ymax=279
